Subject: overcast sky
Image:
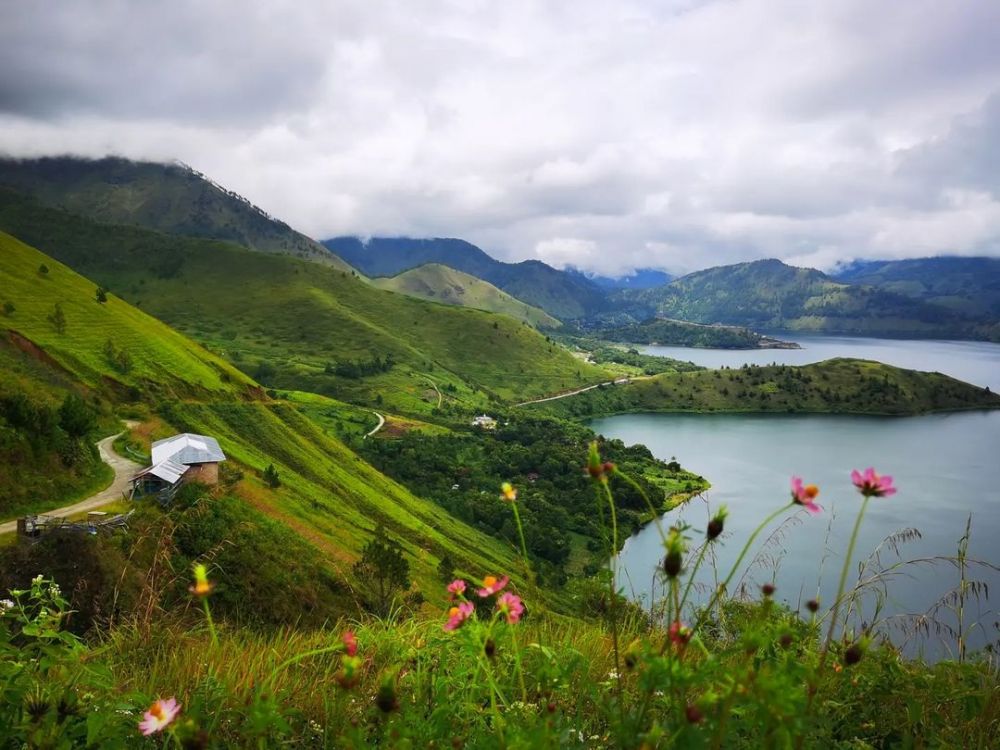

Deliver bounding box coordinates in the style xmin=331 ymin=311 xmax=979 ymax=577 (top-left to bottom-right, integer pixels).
xmin=2 ymin=1 xmax=1000 ymax=275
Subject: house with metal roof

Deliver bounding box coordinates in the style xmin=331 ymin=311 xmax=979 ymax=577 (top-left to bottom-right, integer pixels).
xmin=131 ymin=433 xmax=227 ymax=502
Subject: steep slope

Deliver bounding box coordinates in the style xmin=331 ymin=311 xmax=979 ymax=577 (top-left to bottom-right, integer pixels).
xmin=0 ymin=156 xmax=352 ymax=270
xmin=0 ymin=232 xmax=522 ymax=596
xmin=324 ymin=236 xmax=608 ymax=319
xmin=618 ymin=258 xmax=1000 ymax=340
xmin=0 ymin=191 xmax=608 ymax=415
xmin=834 ymin=257 xmax=1000 ymax=319
xmin=371 ymin=263 xmax=561 ymax=328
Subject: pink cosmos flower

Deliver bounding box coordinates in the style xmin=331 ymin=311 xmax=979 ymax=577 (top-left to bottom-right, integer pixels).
xmin=851 ymin=468 xmax=897 ymax=498
xmin=138 ymin=697 xmax=181 ymax=736
xmin=497 ymin=592 xmax=524 ymax=624
xmin=342 ymin=630 xmax=358 ymax=657
xmin=477 ymin=575 xmax=510 ymax=597
xmin=668 ymin=621 xmax=691 ymax=649
xmin=790 ymin=476 xmax=822 ymax=515
xmin=443 ymin=601 xmax=474 ymax=631
xmin=447 ymin=579 xmax=467 ymax=599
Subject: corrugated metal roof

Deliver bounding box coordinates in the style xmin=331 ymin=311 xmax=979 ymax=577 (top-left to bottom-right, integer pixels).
xmin=134 ymin=458 xmax=189 ymax=485
xmin=152 ymin=433 xmax=226 ymax=466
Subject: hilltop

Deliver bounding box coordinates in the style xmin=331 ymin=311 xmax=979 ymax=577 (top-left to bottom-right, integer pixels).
xmin=371 ymin=263 xmax=561 ymax=329
xmin=0 ymin=156 xmax=353 ymax=270
xmin=585 ymin=317 xmax=799 ymax=349
xmin=0 ymin=190 xmax=608 ymax=417
xmin=526 ymin=358 xmax=1000 ymax=420
xmin=615 ymin=258 xmax=1000 ymax=341
xmin=324 ymin=236 xmax=609 ymax=320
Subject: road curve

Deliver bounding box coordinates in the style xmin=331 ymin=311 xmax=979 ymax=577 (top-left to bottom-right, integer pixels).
xmin=363 ymin=411 xmax=386 ymax=439
xmin=0 ymin=421 xmax=143 ymax=535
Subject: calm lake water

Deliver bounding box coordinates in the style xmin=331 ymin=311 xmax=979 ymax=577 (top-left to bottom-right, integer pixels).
xmin=595 ymin=337 xmax=1000 ymax=659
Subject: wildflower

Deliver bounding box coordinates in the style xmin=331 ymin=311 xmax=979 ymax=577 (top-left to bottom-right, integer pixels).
xmin=761 ymin=583 xmax=776 ymax=597
xmin=0 ymin=599 xmax=14 ymax=612
xmin=706 ymin=506 xmax=728 ymax=541
xmin=477 ymin=575 xmax=509 ymax=597
xmin=662 ymin=526 xmax=686 ymax=578
xmin=446 ymin=579 xmax=467 ymax=599
xmin=832 ymin=662 xmax=843 ymax=673
xmin=668 ymin=621 xmax=691 ymax=648
xmin=790 ymin=477 xmax=821 ymax=514
xmin=779 ymin=633 xmax=794 ymax=649
xmin=336 ymin=655 xmax=362 ymax=688
xmin=851 ymin=467 xmax=897 ymax=498
xmin=342 ymin=630 xmax=358 ymax=657
xmin=443 ymin=601 xmax=474 ymax=631
xmin=139 ymin=698 xmax=181 ymax=736
xmin=497 ymin=592 xmax=524 ymax=624
xmin=844 ymin=642 xmax=865 ymax=666
xmin=189 ymin=563 xmax=213 ymax=598
xmin=806 ymin=599 xmax=820 ymax=613
xmin=585 ymin=441 xmax=615 ymax=483
xmin=500 ymin=482 xmax=517 ymax=502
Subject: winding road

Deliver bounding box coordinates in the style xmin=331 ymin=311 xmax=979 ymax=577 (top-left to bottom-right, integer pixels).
xmin=0 ymin=421 xmax=142 ymax=535
xmin=363 ymin=411 xmax=386 ymax=439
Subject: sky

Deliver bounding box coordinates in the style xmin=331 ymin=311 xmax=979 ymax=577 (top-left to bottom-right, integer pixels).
xmin=2 ymin=1 xmax=1000 ymax=276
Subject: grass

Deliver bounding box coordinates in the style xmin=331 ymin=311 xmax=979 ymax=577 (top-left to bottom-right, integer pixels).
xmin=372 ymin=263 xmax=562 ymax=329
xmin=528 ymin=358 xmax=1000 ymax=420
xmin=0 ymin=191 xmax=610 ymax=417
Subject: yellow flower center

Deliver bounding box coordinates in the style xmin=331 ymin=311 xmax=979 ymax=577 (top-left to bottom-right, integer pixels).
xmin=448 ymin=606 xmax=460 ymax=618
xmin=483 ymin=576 xmax=497 ymax=588
xmin=804 ymin=485 xmax=819 ymax=499
xmin=150 ymin=703 xmax=164 ymax=719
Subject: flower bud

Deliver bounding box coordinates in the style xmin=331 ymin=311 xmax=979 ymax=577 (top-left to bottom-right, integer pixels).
xmin=484 ymin=638 xmax=496 ymax=659
xmin=663 ymin=550 xmax=682 ymax=578
xmin=761 ymin=583 xmax=775 ymax=597
xmin=844 ymin=643 xmax=864 ymax=666
xmin=685 ymin=705 xmax=703 ymax=724
xmin=806 ymin=599 xmax=820 ymax=613
xmin=706 ymin=506 xmax=728 ymax=541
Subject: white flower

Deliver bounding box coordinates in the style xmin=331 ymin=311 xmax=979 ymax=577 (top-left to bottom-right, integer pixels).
xmin=0 ymin=599 xmax=14 ymax=612
xmin=32 ymin=574 xmax=44 ymax=585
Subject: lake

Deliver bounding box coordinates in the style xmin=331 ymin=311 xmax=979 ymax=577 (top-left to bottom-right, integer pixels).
xmin=594 ymin=337 xmax=1000 ymax=659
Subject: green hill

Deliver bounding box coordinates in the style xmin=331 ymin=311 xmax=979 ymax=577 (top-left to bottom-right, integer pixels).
xmin=0 ymin=156 xmax=353 ymax=270
xmin=526 ymin=358 xmax=1000 ymax=419
xmin=372 ymin=263 xmax=561 ymax=329
xmin=616 ymin=258 xmax=1000 ymax=341
xmin=0 ymin=230 xmax=522 ymax=601
xmin=324 ymin=236 xmax=609 ymax=319
xmin=590 ymin=317 xmax=798 ymax=349
xmin=0 ymin=190 xmax=608 ymax=416
xmin=834 ymin=256 xmax=1000 ymax=319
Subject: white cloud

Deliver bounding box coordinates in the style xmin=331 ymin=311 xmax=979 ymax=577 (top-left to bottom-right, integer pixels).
xmin=2 ymin=0 xmax=1000 ymax=275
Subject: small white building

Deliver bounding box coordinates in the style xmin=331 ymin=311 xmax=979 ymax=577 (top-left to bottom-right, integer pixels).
xmin=132 ymin=433 xmax=227 ymax=500
xmin=471 ymin=414 xmax=497 ymax=430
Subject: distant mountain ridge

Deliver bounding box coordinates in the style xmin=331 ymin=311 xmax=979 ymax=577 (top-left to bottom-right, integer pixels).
xmin=615 ymin=258 xmax=1000 ymax=341
xmin=323 ymin=236 xmax=608 ymax=319
xmin=564 ymin=267 xmax=673 ymax=290
xmin=0 ymin=156 xmax=352 ymax=270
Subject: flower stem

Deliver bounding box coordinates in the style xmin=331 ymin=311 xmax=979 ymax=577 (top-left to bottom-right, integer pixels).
xmin=692 ymin=502 xmax=793 ymax=635
xmin=201 ymin=598 xmax=218 ymax=647
xmin=821 ymin=495 xmax=871 ymax=662
xmin=511 ymin=501 xmax=532 ymax=582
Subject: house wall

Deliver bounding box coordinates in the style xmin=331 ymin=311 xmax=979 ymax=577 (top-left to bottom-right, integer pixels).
xmin=184 ymin=462 xmax=220 ymax=485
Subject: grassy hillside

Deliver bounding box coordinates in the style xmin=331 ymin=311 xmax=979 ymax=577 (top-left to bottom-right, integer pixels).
xmin=0 ymin=191 xmax=609 ymax=416
xmin=835 ymin=256 xmax=1000 ymax=319
xmin=617 ymin=258 xmax=1000 ymax=341
xmin=0 ymin=156 xmax=352 ymax=270
xmin=324 ymin=236 xmax=609 ymax=319
xmin=527 ymin=358 xmax=1000 ymax=419
xmin=372 ymin=263 xmax=561 ymax=328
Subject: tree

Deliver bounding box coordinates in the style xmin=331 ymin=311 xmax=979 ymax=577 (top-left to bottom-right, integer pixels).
xmin=48 ymin=303 xmax=66 ymax=333
xmin=58 ymin=393 xmax=95 ymax=439
xmin=436 ymin=553 xmax=455 ymax=582
xmin=2 ymin=301 xmax=14 ymax=317
xmin=95 ymin=286 xmax=108 ymax=303
xmin=262 ymin=463 xmax=281 ymax=489
xmin=353 ymin=525 xmax=410 ymax=616
xmin=38 ymin=264 xmax=49 ymax=276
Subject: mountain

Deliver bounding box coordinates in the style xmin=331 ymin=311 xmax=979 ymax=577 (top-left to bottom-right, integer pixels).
xmin=0 ymin=229 xmax=521 ymax=599
xmin=616 ymin=258 xmax=1000 ymax=341
xmin=592 ymin=318 xmax=799 ymax=349
xmin=0 ymin=189 xmax=607 ymax=416
xmin=323 ymin=236 xmax=608 ymax=319
xmin=565 ymin=267 xmax=673 ymax=290
xmin=0 ymin=156 xmax=353 ymax=270
xmin=371 ymin=263 xmax=561 ymax=329
xmin=834 ymin=256 xmax=1000 ymax=319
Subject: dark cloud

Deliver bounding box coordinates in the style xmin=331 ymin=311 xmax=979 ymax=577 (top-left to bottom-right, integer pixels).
xmin=2 ymin=0 xmax=1000 ymax=275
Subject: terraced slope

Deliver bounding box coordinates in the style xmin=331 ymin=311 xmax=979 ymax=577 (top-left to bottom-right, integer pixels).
xmin=372 ymin=263 xmax=561 ymax=329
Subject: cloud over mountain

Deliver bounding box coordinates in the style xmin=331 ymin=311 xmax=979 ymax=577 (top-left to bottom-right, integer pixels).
xmin=2 ymin=0 xmax=999 ymax=275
